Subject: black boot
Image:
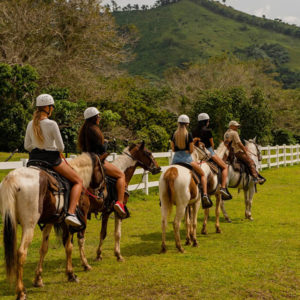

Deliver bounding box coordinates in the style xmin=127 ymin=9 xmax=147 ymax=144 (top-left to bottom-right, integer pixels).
xmin=220 ymin=187 xmax=232 ymax=201
xmin=201 ymin=193 xmax=213 ymax=209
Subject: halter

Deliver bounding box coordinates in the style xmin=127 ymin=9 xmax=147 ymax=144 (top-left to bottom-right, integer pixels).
xmin=246 ymin=142 xmax=262 ymax=161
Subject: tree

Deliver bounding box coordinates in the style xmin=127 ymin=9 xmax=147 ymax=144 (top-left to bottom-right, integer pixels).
xmin=0 ymin=0 xmax=135 ymax=100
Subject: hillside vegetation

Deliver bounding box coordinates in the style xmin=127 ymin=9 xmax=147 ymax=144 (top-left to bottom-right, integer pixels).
xmin=115 ymin=0 xmax=300 ymax=77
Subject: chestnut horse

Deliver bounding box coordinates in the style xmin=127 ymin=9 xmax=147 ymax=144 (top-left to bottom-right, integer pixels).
xmin=76 ymin=142 xmax=161 ymax=269
xmin=0 ymin=153 xmax=105 ymax=300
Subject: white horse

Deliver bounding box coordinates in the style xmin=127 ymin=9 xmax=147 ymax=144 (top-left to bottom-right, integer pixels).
xmin=220 ymin=138 xmax=263 ymax=222
xmin=0 ymin=153 xmax=104 ymax=300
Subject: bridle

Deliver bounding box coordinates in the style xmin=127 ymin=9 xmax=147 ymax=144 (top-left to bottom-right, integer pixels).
xmin=246 ymin=141 xmax=262 ymax=162
xmin=123 ymin=149 xmax=160 ymax=174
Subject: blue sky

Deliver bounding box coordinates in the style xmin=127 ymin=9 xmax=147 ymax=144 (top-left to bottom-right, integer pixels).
xmin=109 ymin=0 xmax=300 ymax=26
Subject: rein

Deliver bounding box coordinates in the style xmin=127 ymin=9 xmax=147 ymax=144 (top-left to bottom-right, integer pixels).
xmin=123 ymin=151 xmax=156 ymax=172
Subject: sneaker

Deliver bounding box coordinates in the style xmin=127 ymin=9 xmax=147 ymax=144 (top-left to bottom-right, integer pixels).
xmin=114 ymin=201 xmax=126 ymax=217
xmin=65 ymin=214 xmax=81 ymax=227
xmin=220 ymin=187 xmax=232 ymax=201
xmin=258 ymin=177 xmax=266 ymax=185
xmin=202 ymin=194 xmax=213 ymax=209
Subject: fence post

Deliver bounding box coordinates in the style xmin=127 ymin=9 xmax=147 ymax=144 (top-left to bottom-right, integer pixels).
xmin=111 ymin=153 xmax=117 ymax=162
xmin=297 ymin=144 xmax=300 ymax=164
xmin=143 ymin=171 xmax=149 ymax=195
xmin=168 ymin=149 xmax=173 ymax=165
xmin=276 ymin=145 xmax=279 ymax=168
xmin=267 ymin=145 xmax=271 ymax=168
xmin=290 ymin=145 xmax=294 ymax=166
xmin=283 ymin=144 xmax=286 ymax=167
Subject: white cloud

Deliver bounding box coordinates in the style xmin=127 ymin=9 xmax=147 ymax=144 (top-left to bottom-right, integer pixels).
xmin=254 ymin=5 xmax=271 ymax=17
xmin=281 ymin=16 xmax=300 ymax=26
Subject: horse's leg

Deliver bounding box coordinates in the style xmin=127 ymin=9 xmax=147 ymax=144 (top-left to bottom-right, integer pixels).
xmin=16 ymin=227 xmax=35 ymax=300
xmin=185 ymin=206 xmax=192 ymax=246
xmin=173 ymin=205 xmax=186 ymax=253
xmin=114 ymin=213 xmax=124 ymax=262
xmin=96 ymin=213 xmax=109 ymax=261
xmin=191 ymin=200 xmax=201 ymax=247
xmin=220 ymin=199 xmax=232 ymax=223
xmin=77 ymin=230 xmax=92 ymax=271
xmin=201 ymin=208 xmax=209 ymax=235
xmin=33 ymin=224 xmax=53 ymax=287
xmin=160 ymin=197 xmax=169 ymax=254
xmin=65 ymin=232 xmax=78 ymax=282
xmin=245 ymin=184 xmax=255 ymax=221
xmin=215 ymin=194 xmax=222 ymax=233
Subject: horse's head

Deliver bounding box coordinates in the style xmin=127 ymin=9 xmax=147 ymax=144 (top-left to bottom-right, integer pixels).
xmin=127 ymin=141 xmax=161 ymax=175
xmin=244 ymin=137 xmax=262 ymax=170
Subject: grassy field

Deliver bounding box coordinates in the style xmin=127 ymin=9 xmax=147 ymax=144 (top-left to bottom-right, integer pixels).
xmin=0 ymin=165 xmax=300 ymax=299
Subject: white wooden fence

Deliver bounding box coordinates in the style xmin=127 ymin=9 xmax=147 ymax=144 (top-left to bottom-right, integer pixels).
xmin=0 ymin=144 xmax=299 ymax=195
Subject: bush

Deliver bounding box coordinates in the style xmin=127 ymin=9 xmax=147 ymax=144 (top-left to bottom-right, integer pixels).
xmin=272 ymin=129 xmax=296 ymax=145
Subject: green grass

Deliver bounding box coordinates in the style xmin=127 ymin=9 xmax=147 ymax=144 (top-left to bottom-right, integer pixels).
xmin=115 ymin=0 xmax=300 ymax=77
xmin=0 ymin=152 xmax=28 ymax=162
xmin=0 ymin=165 xmax=300 ymax=299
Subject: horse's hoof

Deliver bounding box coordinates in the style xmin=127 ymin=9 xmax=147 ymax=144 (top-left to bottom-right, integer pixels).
xmin=160 ymin=247 xmax=167 ymax=254
xmin=117 ymin=256 xmax=124 ymax=262
xmin=95 ymin=255 xmax=102 ymax=261
xmin=33 ymin=278 xmax=44 ymax=287
xmin=185 ymin=239 xmax=191 ymax=246
xmin=68 ymin=273 xmax=79 ymax=283
xmin=216 ymin=227 xmax=222 ymax=234
xmin=176 ymin=246 xmax=185 ymax=253
xmin=225 ymin=218 xmax=232 ymax=223
xmin=192 ymin=241 xmax=198 ymax=247
xmin=245 ymin=216 xmax=253 ymax=221
xmin=201 ymin=227 xmax=207 ymax=235
xmin=17 ymin=292 xmax=27 ymax=300
xmin=83 ymin=265 xmax=92 ymax=271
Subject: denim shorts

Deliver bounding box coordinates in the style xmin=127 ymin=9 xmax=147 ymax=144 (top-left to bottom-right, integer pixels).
xmin=207 ymin=147 xmax=216 ymax=156
xmin=172 ymin=151 xmax=193 ymax=164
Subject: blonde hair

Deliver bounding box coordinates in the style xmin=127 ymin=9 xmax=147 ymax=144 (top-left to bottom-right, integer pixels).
xmin=32 ymin=109 xmax=44 ymax=145
xmin=174 ymin=123 xmax=188 ymax=150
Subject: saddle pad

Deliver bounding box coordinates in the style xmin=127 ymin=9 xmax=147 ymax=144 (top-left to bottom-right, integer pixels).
xmin=206 ymin=160 xmax=219 ymax=174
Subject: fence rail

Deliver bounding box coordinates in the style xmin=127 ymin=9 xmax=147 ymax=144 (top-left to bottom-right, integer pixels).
xmin=1 ymin=144 xmax=299 ymax=194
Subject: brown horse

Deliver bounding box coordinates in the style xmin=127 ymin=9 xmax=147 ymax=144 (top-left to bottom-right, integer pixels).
xmin=0 ymin=153 xmax=106 ymax=300
xmin=76 ymin=141 xmax=161 ymax=270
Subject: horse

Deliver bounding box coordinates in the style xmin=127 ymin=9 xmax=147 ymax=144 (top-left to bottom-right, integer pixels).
xmin=158 ymin=145 xmax=211 ymax=253
xmin=0 ymin=153 xmax=106 ymax=300
xmin=194 ymin=138 xmax=263 ymax=236
xmin=220 ymin=138 xmax=263 ymax=222
xmin=76 ymin=141 xmax=161 ymax=269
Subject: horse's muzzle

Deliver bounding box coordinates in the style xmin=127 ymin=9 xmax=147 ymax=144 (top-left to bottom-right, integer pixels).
xmin=150 ymin=167 xmax=161 ymax=175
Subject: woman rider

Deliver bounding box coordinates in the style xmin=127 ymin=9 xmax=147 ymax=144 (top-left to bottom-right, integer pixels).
xmin=24 ymin=94 xmax=83 ymax=227
xmin=78 ymin=107 xmax=127 ymax=218
xmin=171 ymin=114 xmax=211 ymax=207
xmin=193 ymin=113 xmax=232 ymax=200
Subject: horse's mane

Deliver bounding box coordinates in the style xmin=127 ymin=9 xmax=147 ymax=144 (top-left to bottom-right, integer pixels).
xmin=215 ymin=142 xmax=228 ymax=159
xmin=69 ymin=153 xmax=93 ymax=188
xmin=112 ymin=146 xmax=136 ymax=172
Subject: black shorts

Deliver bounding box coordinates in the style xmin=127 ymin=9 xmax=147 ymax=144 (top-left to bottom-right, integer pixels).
xmin=29 ymin=148 xmax=62 ymax=167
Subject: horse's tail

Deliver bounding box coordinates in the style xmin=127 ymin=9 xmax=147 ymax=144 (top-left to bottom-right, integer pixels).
xmin=163 ymin=167 xmax=178 ymax=216
xmin=0 ymin=174 xmax=18 ymax=282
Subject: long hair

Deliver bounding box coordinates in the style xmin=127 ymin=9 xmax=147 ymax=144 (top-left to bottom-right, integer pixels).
xmin=32 ymin=108 xmax=44 ymax=145
xmin=174 ymin=123 xmax=188 ymax=150
xmin=78 ymin=115 xmax=102 ymax=152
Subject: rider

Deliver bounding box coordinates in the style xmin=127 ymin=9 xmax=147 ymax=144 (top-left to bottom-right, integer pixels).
xmin=78 ymin=107 xmax=127 ymax=218
xmin=24 ymin=94 xmax=83 ymax=227
xmin=193 ymin=113 xmax=232 ymax=200
xmin=224 ymin=120 xmax=265 ymax=184
xmin=170 ymin=114 xmax=211 ymax=207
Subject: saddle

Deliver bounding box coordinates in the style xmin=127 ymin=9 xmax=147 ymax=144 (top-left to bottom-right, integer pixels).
xmin=27 ymin=159 xmax=86 ymax=233
xmin=173 ymin=162 xmax=201 ymax=186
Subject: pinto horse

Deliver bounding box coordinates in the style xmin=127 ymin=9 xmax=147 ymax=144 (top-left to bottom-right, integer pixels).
xmin=0 ymin=153 xmax=105 ymax=300
xmin=76 ymin=141 xmax=161 ymax=269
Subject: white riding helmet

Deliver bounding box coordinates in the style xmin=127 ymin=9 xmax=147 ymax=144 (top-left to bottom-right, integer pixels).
xmin=178 ymin=114 xmax=190 ymax=124
xmin=198 ymin=113 xmax=210 ymax=121
xmin=84 ymin=107 xmax=100 ymax=120
xmin=36 ymin=94 xmax=54 ymax=107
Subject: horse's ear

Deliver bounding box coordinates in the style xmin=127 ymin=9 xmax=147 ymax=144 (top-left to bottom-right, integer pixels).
xmin=139 ymin=140 xmax=145 ymax=150
xmin=253 ymin=136 xmax=257 ymax=143
xmin=244 ymin=139 xmax=249 ymax=144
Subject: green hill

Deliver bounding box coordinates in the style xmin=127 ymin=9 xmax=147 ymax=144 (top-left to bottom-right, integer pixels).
xmin=115 ymin=0 xmax=300 ymax=78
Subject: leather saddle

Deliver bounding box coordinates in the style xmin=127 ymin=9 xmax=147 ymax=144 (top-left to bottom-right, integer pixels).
xmin=27 ymin=159 xmax=86 ymax=232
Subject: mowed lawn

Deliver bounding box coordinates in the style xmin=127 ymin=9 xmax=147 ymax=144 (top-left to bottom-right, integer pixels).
xmin=0 ymin=165 xmax=300 ymax=299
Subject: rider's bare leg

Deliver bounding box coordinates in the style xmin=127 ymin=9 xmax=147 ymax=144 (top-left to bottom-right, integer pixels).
xmin=104 ymin=161 xmax=125 ymax=204
xmin=53 ymin=160 xmax=83 ymax=214
xmin=211 ymin=155 xmax=228 ymax=188
xmin=190 ymin=161 xmax=207 ymax=195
